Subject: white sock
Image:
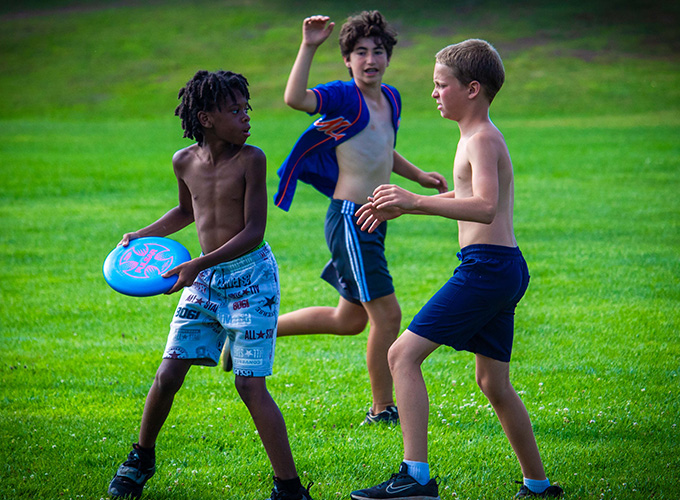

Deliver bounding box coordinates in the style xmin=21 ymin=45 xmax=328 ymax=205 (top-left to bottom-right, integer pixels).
xmin=403 ymin=460 xmax=430 ymax=485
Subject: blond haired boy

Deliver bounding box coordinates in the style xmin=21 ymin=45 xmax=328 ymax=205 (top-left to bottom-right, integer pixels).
xmin=350 ymin=40 xmax=563 ymax=499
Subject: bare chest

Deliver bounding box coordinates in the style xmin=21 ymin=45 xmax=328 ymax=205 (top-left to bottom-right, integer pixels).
xmin=336 ymin=99 xmax=394 ymax=174
xmin=185 ymin=165 xmax=245 ymax=209
xmin=452 ymin=147 xmax=473 ymax=196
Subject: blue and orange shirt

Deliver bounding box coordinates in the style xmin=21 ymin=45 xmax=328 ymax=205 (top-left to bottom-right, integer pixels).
xmin=274 ymin=79 xmax=401 ymax=211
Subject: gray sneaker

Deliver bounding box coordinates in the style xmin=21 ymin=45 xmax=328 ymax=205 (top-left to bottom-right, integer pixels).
xmin=362 ymin=405 xmax=399 ymax=425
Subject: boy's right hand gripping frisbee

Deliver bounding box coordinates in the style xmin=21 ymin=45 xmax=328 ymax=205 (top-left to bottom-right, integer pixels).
xmin=103 ymin=237 xmax=191 ymax=297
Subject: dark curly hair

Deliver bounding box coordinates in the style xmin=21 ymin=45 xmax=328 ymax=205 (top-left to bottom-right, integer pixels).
xmin=338 ymin=10 xmax=398 ymax=61
xmin=175 ymin=70 xmax=250 ymax=146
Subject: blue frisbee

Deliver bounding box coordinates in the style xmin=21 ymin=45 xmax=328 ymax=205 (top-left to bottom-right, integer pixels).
xmin=103 ymin=237 xmax=191 ymax=297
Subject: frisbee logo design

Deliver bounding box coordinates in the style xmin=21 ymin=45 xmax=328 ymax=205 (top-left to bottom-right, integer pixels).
xmin=119 ymin=243 xmax=175 ymax=279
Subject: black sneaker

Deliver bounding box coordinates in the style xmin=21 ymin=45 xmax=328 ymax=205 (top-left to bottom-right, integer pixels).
xmin=268 ymin=479 xmax=315 ymax=500
xmin=362 ymin=405 xmax=399 ymax=425
xmin=107 ymin=443 xmax=156 ymax=499
xmin=515 ymin=481 xmax=564 ymax=498
xmin=350 ymin=463 xmax=440 ymax=499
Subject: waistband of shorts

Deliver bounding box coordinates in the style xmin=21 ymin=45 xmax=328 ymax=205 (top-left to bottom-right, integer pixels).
xmin=329 ymin=198 xmax=359 ymax=215
xmin=457 ymin=244 xmax=522 ymax=260
xmin=210 ymin=241 xmax=270 ymax=273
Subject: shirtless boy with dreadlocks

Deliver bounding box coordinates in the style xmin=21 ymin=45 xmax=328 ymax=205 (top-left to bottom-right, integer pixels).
xmin=107 ymin=70 xmax=314 ymax=500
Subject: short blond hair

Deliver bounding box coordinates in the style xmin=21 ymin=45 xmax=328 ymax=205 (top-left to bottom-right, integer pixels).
xmin=436 ymin=39 xmax=505 ymax=102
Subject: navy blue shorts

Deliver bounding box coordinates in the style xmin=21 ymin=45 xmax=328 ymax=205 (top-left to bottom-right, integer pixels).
xmin=321 ymin=199 xmax=395 ymax=304
xmin=408 ymin=244 xmax=530 ymax=362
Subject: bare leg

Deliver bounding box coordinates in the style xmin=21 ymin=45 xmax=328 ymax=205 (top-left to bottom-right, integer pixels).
xmin=235 ymin=376 xmax=297 ymax=480
xmin=277 ymin=296 xmax=368 ymax=337
xmin=388 ymin=330 xmax=440 ymax=462
xmin=475 ymin=354 xmax=546 ymax=480
xmin=362 ymin=293 xmax=402 ymax=413
xmin=277 ymin=293 xmax=401 ymax=414
xmin=138 ymin=358 xmax=193 ymax=449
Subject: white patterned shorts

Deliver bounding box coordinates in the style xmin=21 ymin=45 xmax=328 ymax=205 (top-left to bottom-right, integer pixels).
xmin=163 ymin=242 xmax=279 ymax=377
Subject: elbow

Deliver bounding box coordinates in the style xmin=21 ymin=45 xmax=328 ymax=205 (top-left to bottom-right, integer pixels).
xmin=173 ymin=205 xmax=194 ymax=225
xmin=478 ymin=204 xmax=497 ymax=224
xmin=283 ymin=94 xmax=296 ymax=108
xmin=284 ymin=93 xmax=305 ymax=111
xmin=247 ymin=223 xmax=267 ymax=245
xmin=180 ymin=209 xmax=195 ymax=225
xmin=284 ymin=89 xmax=316 ymax=112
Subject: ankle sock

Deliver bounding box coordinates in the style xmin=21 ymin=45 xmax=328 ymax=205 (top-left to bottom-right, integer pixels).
xmin=403 ymin=460 xmax=430 ymax=485
xmin=524 ymin=477 xmax=551 ymax=493
xmin=275 ymin=476 xmax=302 ymax=493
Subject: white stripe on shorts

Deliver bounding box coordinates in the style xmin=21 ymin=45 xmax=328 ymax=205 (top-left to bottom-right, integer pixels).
xmin=341 ymin=199 xmax=370 ymax=302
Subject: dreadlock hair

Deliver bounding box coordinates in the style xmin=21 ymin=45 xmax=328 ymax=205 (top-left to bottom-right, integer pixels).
xmin=175 ymin=70 xmax=251 ymax=146
xmin=339 ymin=10 xmax=398 ymax=62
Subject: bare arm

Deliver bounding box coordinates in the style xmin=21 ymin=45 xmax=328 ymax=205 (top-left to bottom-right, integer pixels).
xmin=358 ymin=134 xmax=501 ymax=232
xmin=355 ymin=189 xmax=456 ymax=233
xmin=365 ymin=135 xmax=499 ymax=225
xmin=119 ymin=176 xmax=194 ymax=246
xmin=374 ymin=184 xmax=492 ymax=221
xmin=392 ymin=150 xmax=449 ymax=193
xmin=283 ymin=16 xmax=335 ymax=112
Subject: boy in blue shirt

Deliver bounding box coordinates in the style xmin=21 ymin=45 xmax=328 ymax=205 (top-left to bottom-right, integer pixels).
xmin=272 ymin=11 xmax=448 ymax=425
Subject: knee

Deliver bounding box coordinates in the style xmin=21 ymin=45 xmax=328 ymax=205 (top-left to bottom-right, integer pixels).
xmin=234 ymin=376 xmax=253 ymax=399
xmin=476 ymin=373 xmax=511 ymax=406
xmin=387 ymin=338 xmax=409 ymax=374
xmin=347 ymin=315 xmax=369 ymax=335
xmin=475 ymin=372 xmax=492 ymax=398
xmin=153 ymin=365 xmax=185 ymax=396
xmin=369 ymin=303 xmax=402 ymax=339
xmin=385 ymin=305 xmax=402 ymax=336
xmin=338 ymin=309 xmax=368 ymax=335
xmin=234 ymin=376 xmax=265 ymax=407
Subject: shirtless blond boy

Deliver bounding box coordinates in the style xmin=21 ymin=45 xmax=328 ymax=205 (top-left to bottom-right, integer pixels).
xmin=107 ymin=70 xmax=313 ymax=500
xmin=350 ymin=40 xmax=563 ymax=499
xmin=273 ymin=11 xmax=447 ymax=425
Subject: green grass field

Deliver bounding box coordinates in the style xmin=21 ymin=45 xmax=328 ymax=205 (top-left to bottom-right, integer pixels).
xmin=1 ymin=1 xmax=679 ymax=499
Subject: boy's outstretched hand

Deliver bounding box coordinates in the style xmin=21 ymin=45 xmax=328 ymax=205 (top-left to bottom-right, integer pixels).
xmin=302 ymin=15 xmax=335 ymax=47
xmin=370 ymin=184 xmax=420 ymax=212
xmin=355 ymin=201 xmax=387 ymax=233
xmin=355 ymin=183 xmax=418 ymax=233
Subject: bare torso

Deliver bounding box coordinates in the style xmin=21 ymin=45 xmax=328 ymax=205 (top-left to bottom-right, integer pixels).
xmin=334 ymin=90 xmax=394 ymax=204
xmin=454 ymin=125 xmax=517 ymax=249
xmin=174 ymin=143 xmax=264 ymax=254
